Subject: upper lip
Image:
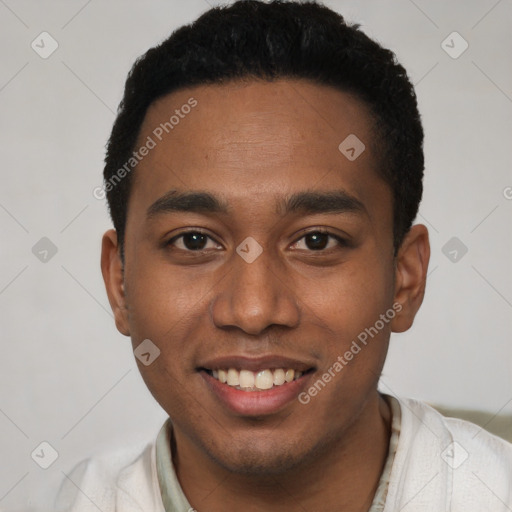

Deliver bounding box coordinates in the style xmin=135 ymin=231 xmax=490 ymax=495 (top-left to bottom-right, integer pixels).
xmin=198 ymin=355 xmax=316 ymax=373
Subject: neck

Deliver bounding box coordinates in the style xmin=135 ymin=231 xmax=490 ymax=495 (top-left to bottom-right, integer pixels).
xmin=173 ymin=393 xmax=392 ymax=512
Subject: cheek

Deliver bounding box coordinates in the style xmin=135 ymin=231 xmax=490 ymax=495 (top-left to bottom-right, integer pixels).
xmin=302 ymin=258 xmax=394 ymax=336
xmin=125 ymin=258 xmax=210 ymax=339
xmin=298 ymin=263 xmax=393 ymax=414
xmin=125 ymin=263 xmax=204 ymax=409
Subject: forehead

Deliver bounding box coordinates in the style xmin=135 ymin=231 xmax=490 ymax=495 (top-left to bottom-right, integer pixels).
xmin=130 ymin=79 xmax=388 ymax=220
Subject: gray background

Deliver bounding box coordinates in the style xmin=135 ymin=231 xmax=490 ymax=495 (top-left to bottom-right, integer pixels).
xmin=0 ymin=0 xmax=511 ymax=509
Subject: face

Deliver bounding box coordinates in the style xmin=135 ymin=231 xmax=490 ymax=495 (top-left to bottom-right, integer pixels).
xmin=102 ymin=79 xmax=429 ymax=475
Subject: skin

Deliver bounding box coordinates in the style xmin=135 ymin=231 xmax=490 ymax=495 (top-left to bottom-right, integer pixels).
xmin=101 ymin=79 xmax=430 ymax=512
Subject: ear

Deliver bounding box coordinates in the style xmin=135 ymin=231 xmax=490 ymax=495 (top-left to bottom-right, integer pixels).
xmin=101 ymin=229 xmax=130 ymax=336
xmin=391 ymin=224 xmax=430 ymax=333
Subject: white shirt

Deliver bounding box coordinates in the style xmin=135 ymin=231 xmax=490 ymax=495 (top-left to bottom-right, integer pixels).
xmin=55 ymin=394 xmax=512 ymax=511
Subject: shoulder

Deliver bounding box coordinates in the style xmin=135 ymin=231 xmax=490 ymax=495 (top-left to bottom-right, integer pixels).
xmin=400 ymin=396 xmax=512 ymax=466
xmin=55 ymin=440 xmax=163 ymax=512
xmin=390 ymin=395 xmax=512 ymax=511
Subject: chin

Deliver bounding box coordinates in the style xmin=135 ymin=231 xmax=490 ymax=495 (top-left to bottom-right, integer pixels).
xmin=212 ymin=447 xmax=305 ymax=476
xmin=203 ymin=432 xmax=324 ymax=476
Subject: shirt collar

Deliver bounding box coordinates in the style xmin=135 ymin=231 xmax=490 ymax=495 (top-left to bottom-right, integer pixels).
xmin=156 ymin=393 xmax=401 ymax=511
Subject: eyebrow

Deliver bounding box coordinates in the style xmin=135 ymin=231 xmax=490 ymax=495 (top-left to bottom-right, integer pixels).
xmin=146 ymin=189 xmax=366 ymax=219
xmin=147 ymin=190 xmax=230 ymax=219
xmin=277 ymin=190 xmax=366 ymax=217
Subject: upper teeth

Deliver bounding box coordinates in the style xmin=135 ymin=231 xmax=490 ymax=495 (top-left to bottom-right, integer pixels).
xmin=211 ymin=368 xmax=303 ymax=390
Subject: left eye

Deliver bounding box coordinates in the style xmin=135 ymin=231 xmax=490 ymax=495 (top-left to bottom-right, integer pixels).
xmin=167 ymin=231 xmax=220 ymax=251
xmin=291 ymin=232 xmax=344 ymax=251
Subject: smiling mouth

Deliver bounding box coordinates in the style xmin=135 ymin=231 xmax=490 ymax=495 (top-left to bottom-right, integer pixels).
xmin=202 ymin=367 xmax=312 ymax=392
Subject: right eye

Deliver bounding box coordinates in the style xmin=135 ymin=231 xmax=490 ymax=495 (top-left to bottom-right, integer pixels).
xmin=166 ymin=230 xmax=222 ymax=252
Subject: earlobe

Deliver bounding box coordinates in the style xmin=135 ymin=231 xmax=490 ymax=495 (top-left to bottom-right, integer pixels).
xmin=391 ymin=224 xmax=430 ymax=333
xmin=100 ymin=229 xmax=130 ymax=336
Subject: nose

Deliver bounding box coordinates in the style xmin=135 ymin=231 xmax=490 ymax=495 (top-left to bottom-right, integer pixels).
xmin=210 ymin=246 xmax=301 ymax=336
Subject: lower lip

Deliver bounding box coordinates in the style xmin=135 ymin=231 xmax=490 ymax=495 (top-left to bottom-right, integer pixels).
xmin=200 ymin=371 xmax=312 ymax=416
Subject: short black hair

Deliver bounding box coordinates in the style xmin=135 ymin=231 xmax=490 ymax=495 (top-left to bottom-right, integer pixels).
xmin=104 ymin=0 xmax=424 ymax=257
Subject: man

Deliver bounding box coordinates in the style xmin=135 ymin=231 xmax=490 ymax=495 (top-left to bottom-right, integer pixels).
xmin=57 ymin=1 xmax=512 ymax=510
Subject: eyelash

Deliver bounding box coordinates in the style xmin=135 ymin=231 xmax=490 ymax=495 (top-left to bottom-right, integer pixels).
xmin=291 ymin=229 xmax=348 ymax=251
xmin=166 ymin=229 xmax=220 ymax=252
xmin=165 ymin=229 xmax=348 ymax=253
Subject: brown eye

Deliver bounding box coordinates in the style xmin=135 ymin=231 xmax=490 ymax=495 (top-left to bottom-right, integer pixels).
xmin=182 ymin=232 xmax=208 ymax=250
xmin=291 ymin=231 xmax=346 ymax=251
xmin=304 ymin=232 xmax=329 ymax=250
xmin=167 ymin=231 xmax=220 ymax=251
